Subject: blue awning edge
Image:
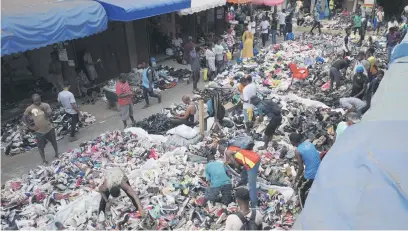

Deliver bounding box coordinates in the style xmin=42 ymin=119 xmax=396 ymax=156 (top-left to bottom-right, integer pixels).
xmin=95 ymin=0 xmax=191 ymax=22
xmin=1 ymin=0 xmax=108 ymax=56
xmin=390 ymin=32 xmax=408 ymax=64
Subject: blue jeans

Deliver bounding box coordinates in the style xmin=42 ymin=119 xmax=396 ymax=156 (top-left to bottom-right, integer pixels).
xmin=239 ymin=161 xmax=260 ymax=207
xmin=205 ymin=184 xmax=233 ymax=204
xmin=271 ymin=30 xmax=277 ymax=45
xmin=388 ymin=45 xmax=395 ymax=63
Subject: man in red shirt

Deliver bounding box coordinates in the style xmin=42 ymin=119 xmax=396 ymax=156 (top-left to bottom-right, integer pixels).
xmin=116 ymin=74 xmax=135 ymax=128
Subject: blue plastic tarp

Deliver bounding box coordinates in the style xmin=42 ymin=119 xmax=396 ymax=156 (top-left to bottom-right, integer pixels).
xmin=1 ymin=0 xmax=108 ymax=56
xmin=95 ymin=0 xmax=191 ymax=21
xmin=293 ymin=121 xmax=408 ymax=229
xmin=390 ymin=32 xmax=408 ymax=63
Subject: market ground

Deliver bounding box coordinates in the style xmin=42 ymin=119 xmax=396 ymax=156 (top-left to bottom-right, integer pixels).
xmin=1 ymin=30 xmax=304 ymax=183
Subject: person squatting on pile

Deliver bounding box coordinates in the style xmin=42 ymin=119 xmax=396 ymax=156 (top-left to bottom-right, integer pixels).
xmin=329 ymin=57 xmax=350 ymax=90
xmin=96 ymin=167 xmax=144 ymax=218
xmin=351 ymin=66 xmax=369 ymax=100
xmin=218 ymin=143 xmax=261 ymax=208
xmin=250 ymin=96 xmax=282 ymax=150
xmin=141 ymin=61 xmax=162 ymax=108
xmin=23 ymin=94 xmax=59 ymax=165
xmin=116 ymin=74 xmax=136 ymax=129
xmin=170 ymin=96 xmax=198 ymax=126
xmin=290 ymin=133 xmax=321 ymax=207
xmin=203 ymin=154 xmax=233 ymax=205
xmin=58 ymin=81 xmax=80 ymax=142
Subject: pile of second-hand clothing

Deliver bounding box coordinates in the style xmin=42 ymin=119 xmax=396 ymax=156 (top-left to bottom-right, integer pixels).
xmin=1 ymin=106 xmax=96 ymax=156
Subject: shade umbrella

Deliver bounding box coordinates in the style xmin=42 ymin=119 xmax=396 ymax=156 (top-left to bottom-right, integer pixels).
xmin=227 ymin=0 xmax=252 ymax=4
xmin=251 ymin=0 xmax=284 ymax=6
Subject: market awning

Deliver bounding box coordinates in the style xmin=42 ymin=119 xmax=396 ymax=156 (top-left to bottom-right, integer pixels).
xmin=95 ymin=0 xmax=191 ymax=21
xmin=251 ymin=0 xmax=284 ymax=6
xmin=179 ymin=0 xmax=226 ymax=15
xmin=227 ymin=0 xmax=252 ymax=4
xmin=1 ymin=0 xmax=108 ymax=56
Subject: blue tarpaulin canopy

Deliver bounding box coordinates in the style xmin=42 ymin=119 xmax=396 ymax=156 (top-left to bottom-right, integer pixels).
xmin=95 ymin=0 xmax=191 ymax=21
xmin=1 ymin=0 xmax=108 ymax=56
xmin=293 ymin=44 xmax=408 ymax=229
xmin=390 ymin=32 xmax=408 ymax=63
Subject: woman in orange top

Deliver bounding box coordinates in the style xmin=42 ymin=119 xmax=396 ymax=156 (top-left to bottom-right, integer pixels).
xmin=219 ymin=144 xmax=260 ymax=207
xmin=237 ymin=77 xmax=247 ymax=94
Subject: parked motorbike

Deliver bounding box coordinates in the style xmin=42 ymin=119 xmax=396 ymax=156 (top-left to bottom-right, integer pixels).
xmin=173 ymin=46 xmax=184 ymax=64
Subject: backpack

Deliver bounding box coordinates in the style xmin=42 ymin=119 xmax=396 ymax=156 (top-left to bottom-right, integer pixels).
xmin=236 ymin=211 xmax=262 ymax=230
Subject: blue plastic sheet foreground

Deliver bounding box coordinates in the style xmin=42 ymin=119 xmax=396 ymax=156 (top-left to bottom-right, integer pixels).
xmin=1 ymin=0 xmax=108 ymax=56
xmin=293 ymin=121 xmax=408 ymax=230
xmin=96 ymin=0 xmax=191 ymax=21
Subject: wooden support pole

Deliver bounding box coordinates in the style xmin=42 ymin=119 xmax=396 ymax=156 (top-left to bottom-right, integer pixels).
xmin=199 ymin=100 xmax=205 ymax=136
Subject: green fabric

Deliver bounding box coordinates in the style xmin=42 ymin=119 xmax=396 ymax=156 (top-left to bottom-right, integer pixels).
xmin=354 ymin=15 xmax=362 ymax=27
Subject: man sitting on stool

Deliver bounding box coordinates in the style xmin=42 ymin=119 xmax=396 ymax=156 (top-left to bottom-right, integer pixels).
xmin=170 ymin=96 xmax=198 ymax=126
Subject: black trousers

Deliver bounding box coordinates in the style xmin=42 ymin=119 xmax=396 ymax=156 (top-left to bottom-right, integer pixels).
xmin=192 ymin=70 xmax=200 ymax=90
xmin=297 ymin=18 xmax=305 ymax=26
xmin=353 ymin=27 xmax=360 ymax=35
xmin=297 ymin=177 xmax=314 ymax=207
xmin=66 ymin=113 xmax=79 ymax=137
xmin=142 ymin=87 xmax=159 ymax=105
xmin=261 ymin=33 xmax=268 ymax=47
xmin=310 ymin=21 xmax=321 ymax=34
xmin=279 ymin=24 xmax=285 ymax=36
xmin=216 ymin=60 xmax=224 ymax=75
xmin=98 ymin=181 xmax=140 ymax=214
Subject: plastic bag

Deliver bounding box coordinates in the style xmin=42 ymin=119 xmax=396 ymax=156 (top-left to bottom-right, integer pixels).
xmin=286 ymin=32 xmax=294 ymax=41
xmin=321 ymin=80 xmax=331 ymax=91
xmin=229 ymin=134 xmax=254 ymax=150
xmin=203 ymin=68 xmax=208 ymax=81
xmin=166 ymin=125 xmax=199 ymax=139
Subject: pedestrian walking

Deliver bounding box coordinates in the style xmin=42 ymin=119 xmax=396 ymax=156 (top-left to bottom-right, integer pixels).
xmin=23 ymin=94 xmax=59 ymax=165
xmin=190 ymin=46 xmax=201 ymax=92
xmin=278 ymin=9 xmax=286 ymax=36
xmin=141 ymin=61 xmax=162 ymax=108
xmin=271 ymin=16 xmax=278 ymax=44
xmin=116 ymin=74 xmax=136 ymax=128
xmin=353 ymin=12 xmax=362 ymax=35
xmin=310 ymin=10 xmax=322 ymax=35
xmin=260 ymin=17 xmax=270 ymax=47
xmin=58 ymin=81 xmax=80 ymax=142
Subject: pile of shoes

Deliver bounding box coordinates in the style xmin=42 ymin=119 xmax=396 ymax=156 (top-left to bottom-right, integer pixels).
xmin=1 ymin=106 xmax=96 ymax=156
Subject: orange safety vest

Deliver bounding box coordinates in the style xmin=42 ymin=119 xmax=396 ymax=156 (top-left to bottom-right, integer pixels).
xmin=228 ymin=146 xmax=260 ymax=170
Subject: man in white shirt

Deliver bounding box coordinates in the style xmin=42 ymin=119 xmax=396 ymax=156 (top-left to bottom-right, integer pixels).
xmin=387 ymin=16 xmax=399 ymax=32
xmin=205 ymin=43 xmax=216 ymax=81
xmin=260 ymin=17 xmax=270 ymax=47
xmin=214 ymin=39 xmax=225 ymax=75
xmin=242 ymin=76 xmax=257 ymax=131
xmin=278 ymin=9 xmax=286 ymax=36
xmin=225 ymin=188 xmax=262 ymax=230
xmin=58 ymin=81 xmax=80 ymax=141
xmin=172 ymin=34 xmax=183 ymax=48
xmin=376 ymin=7 xmax=384 ymax=35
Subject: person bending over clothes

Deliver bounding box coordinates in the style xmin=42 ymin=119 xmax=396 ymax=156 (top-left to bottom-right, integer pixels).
xmin=329 ymin=57 xmax=350 ymax=90
xmin=203 ymin=155 xmax=233 ymax=205
xmin=96 ymin=167 xmax=144 ymax=217
xmin=219 ymin=144 xmax=261 ymax=207
xmin=170 ymin=96 xmax=198 ymax=126
xmin=250 ymin=96 xmax=282 ymax=150
xmin=289 ymin=133 xmax=321 ymax=207
xmin=339 ymin=97 xmax=367 ymax=117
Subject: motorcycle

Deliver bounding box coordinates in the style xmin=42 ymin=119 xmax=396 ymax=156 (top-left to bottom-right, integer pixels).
xmin=173 ymin=46 xmax=184 ymax=64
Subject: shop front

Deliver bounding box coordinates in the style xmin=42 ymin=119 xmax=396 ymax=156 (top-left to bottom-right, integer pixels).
xmin=1 ymin=0 xmax=108 ymax=112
